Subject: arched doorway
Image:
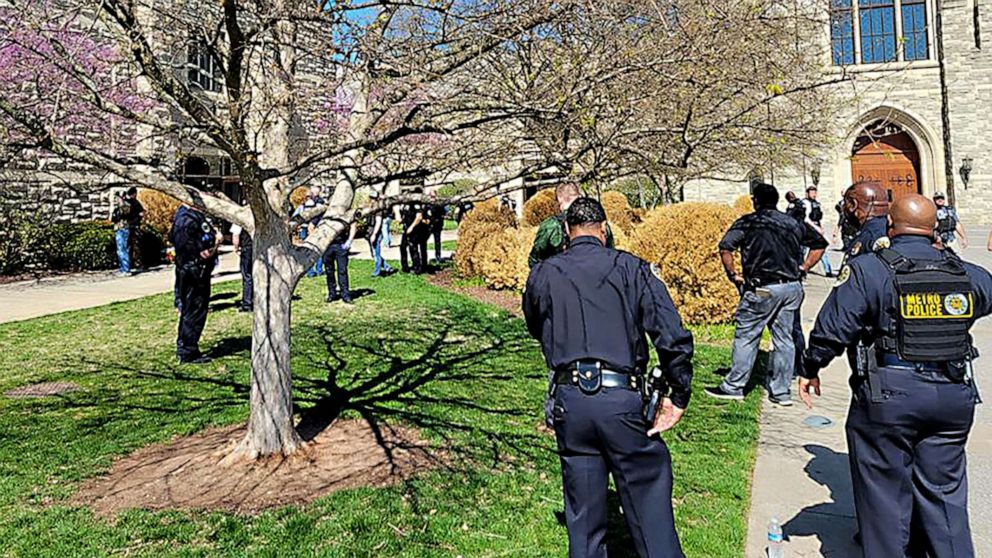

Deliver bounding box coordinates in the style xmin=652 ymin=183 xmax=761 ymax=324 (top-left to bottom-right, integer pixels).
xmin=851 ymin=121 xmax=921 ymax=202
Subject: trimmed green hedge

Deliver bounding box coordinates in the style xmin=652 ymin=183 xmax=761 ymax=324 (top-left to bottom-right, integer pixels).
xmin=44 ymin=221 xmax=165 ymax=271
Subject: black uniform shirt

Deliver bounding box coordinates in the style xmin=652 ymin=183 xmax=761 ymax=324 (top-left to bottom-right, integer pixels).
xmin=803 ymin=235 xmax=992 ymax=379
xmin=719 ymin=209 xmax=828 ymax=284
xmin=169 ymin=206 xmax=216 ymax=265
xmin=845 ymin=215 xmax=889 ymax=257
xmin=523 ymin=236 xmax=695 ymax=408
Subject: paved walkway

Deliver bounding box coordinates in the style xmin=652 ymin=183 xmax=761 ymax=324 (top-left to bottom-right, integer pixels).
xmin=746 ymin=229 xmax=992 ymax=557
xmin=0 ymin=232 xmax=455 ymax=325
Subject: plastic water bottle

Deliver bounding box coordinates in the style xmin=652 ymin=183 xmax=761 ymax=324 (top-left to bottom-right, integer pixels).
xmin=767 ymin=516 xmax=784 ymax=558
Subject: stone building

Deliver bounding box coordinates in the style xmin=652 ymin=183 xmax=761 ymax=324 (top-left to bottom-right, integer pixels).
xmin=684 ymin=0 xmax=991 ymax=222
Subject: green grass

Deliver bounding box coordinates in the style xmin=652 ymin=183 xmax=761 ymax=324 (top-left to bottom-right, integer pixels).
xmin=0 ymin=260 xmax=760 ymax=557
xmin=440 ymin=240 xmax=457 ymax=252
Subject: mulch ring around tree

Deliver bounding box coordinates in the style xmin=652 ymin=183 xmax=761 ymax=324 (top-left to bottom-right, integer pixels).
xmin=427 ymin=269 xmax=521 ymax=317
xmin=5 ymin=382 xmax=82 ymax=398
xmin=71 ymin=419 xmax=440 ymax=516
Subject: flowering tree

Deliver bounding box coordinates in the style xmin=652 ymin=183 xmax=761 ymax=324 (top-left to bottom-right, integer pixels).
xmin=0 ymin=0 xmax=847 ymax=459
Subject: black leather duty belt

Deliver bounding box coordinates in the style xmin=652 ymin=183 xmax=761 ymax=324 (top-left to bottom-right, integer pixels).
xmin=554 ymin=368 xmax=640 ymax=391
xmin=876 ymin=353 xmax=952 ymax=374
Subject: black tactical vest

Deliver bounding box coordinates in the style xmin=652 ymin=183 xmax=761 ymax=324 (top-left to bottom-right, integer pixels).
xmin=936 ymin=207 xmax=955 ymax=234
xmin=808 ymin=199 xmax=823 ymax=223
xmin=877 ymin=248 xmax=974 ymax=362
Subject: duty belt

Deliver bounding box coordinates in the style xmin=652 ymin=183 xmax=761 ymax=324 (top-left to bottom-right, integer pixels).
xmin=554 ymin=368 xmax=640 ymax=391
xmin=876 ymin=352 xmax=953 ymax=374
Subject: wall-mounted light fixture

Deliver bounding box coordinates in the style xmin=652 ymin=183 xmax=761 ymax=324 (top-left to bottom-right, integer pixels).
xmin=960 ymin=157 xmax=974 ymax=189
xmin=810 ymin=158 xmax=822 ymax=187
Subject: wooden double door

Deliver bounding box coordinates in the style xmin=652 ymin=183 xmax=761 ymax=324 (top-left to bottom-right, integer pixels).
xmin=851 ymin=130 xmax=921 ymax=202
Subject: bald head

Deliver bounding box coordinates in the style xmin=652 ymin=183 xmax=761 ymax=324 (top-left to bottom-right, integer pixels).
xmin=556 ymin=183 xmax=581 ymax=212
xmin=843 ymin=182 xmax=890 ymax=226
xmin=888 ymin=194 xmax=937 ymax=239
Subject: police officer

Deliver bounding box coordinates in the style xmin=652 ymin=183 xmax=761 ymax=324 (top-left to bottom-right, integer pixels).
xmin=323 ymin=220 xmax=357 ymax=304
xmin=842 ymin=182 xmax=890 ymax=260
xmin=934 ymin=192 xmax=968 ymax=250
xmin=785 ymin=191 xmax=805 ymax=223
xmin=705 ymin=183 xmax=827 ymax=405
xmin=800 ymin=193 xmax=992 ymax=557
xmin=523 ymin=198 xmax=694 ymax=558
xmin=528 ymin=183 xmax=614 ymax=268
xmin=168 ymin=205 xmax=220 ymax=364
xmin=803 ymin=185 xmax=832 ymax=277
xmin=400 ymin=189 xmax=426 ymax=274
xmin=230 ymin=221 xmax=252 ymax=313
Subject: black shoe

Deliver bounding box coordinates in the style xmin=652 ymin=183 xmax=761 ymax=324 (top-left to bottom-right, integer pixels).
xmin=703 ymin=386 xmax=745 ymax=401
xmin=341 ymin=298 xmax=354 ymax=305
xmin=238 ymin=306 xmax=253 ymax=313
xmin=326 ymin=296 xmax=339 ymax=303
xmin=179 ymin=354 xmax=211 ymax=364
xmin=768 ymin=396 xmax=794 ymax=407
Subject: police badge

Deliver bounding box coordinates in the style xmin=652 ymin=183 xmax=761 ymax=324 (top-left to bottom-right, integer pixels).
xmin=835 ymin=265 xmax=851 ymax=287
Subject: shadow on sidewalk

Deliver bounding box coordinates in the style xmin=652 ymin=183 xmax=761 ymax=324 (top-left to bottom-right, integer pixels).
xmin=782 ymin=444 xmax=860 ymax=557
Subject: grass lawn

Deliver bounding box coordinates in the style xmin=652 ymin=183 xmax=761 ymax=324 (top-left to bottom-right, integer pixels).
xmin=0 ymin=260 xmax=760 ymax=557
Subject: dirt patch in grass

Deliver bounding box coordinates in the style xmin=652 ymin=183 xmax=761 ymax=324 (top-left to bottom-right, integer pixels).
xmin=428 ymin=269 xmax=521 ymax=317
xmin=5 ymin=381 xmax=82 ymax=398
xmin=72 ymin=419 xmax=439 ymax=516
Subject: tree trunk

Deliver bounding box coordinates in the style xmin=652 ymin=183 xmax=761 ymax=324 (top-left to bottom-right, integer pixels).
xmin=230 ymin=231 xmax=304 ymax=459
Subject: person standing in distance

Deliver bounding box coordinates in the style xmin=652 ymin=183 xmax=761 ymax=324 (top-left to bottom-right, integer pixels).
xmin=230 ymin=219 xmax=252 ymax=313
xmin=169 ymin=204 xmax=221 ymax=364
xmin=528 ymin=183 xmax=614 ymax=268
xmin=524 ymin=198 xmax=694 ymax=558
xmin=799 ymin=194 xmax=992 ymax=557
xmin=323 ymin=219 xmax=357 ymax=304
xmin=802 ymin=185 xmax=832 ymax=277
xmin=704 ymin=183 xmax=826 ymax=406
xmin=111 ymin=190 xmax=134 ymax=276
xmin=400 ymin=189 xmax=426 ymax=274
xmin=934 ymin=192 xmax=968 ymax=251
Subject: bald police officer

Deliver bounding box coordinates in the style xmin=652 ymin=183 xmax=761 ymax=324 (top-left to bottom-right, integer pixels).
xmin=524 ymin=198 xmax=694 ymax=558
xmin=842 ymin=182 xmax=891 ymax=260
xmin=800 ymin=194 xmax=992 ymax=557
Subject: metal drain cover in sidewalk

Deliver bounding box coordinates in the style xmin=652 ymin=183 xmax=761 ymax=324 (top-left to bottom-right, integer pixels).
xmin=803 ymin=415 xmax=834 ymax=429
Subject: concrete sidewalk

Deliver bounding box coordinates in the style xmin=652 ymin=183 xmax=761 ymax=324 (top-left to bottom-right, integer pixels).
xmin=0 ymin=231 xmax=455 ymax=325
xmin=745 ymin=236 xmax=992 ymax=557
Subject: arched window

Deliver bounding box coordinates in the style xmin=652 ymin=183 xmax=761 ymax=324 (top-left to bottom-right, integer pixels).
xmin=830 ymin=0 xmax=930 ymax=66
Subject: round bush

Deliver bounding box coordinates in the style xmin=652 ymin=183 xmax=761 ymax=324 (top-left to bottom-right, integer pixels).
xmin=46 ymin=221 xmax=117 ymax=271
xmin=454 ymin=199 xmax=517 ymax=279
xmin=601 ymin=190 xmax=636 ymax=232
xmin=477 ymin=226 xmax=535 ymax=291
xmin=628 ymin=203 xmax=740 ymax=325
xmin=732 ymin=194 xmax=753 ymax=215
xmin=522 ymin=189 xmax=559 ymax=226
xmin=137 ymin=189 xmax=182 ymax=236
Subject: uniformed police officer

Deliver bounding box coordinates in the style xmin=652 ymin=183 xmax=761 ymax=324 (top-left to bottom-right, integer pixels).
xmin=706 ymin=183 xmax=827 ymax=405
xmin=400 ymin=188 xmax=426 ymax=274
xmin=524 ymin=198 xmax=694 ymax=558
xmin=934 ymin=192 xmax=968 ymax=250
xmin=527 ymin=183 xmax=614 ymax=268
xmin=800 ymin=193 xmax=992 ymax=557
xmin=842 ymin=182 xmax=890 ymax=260
xmin=168 ymin=205 xmax=220 ymax=364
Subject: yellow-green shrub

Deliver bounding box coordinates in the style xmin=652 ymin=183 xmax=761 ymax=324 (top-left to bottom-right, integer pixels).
xmin=289 ymin=186 xmax=309 ymax=208
xmin=601 ymin=190 xmax=636 ymax=232
xmin=522 ymin=188 xmax=559 ymax=226
xmin=732 ymin=194 xmax=753 ymax=215
xmin=477 ymin=226 xmax=535 ymax=290
xmin=137 ymin=189 xmax=182 ymax=236
xmin=628 ymin=202 xmax=740 ymax=325
xmin=454 ymin=199 xmax=517 ymax=278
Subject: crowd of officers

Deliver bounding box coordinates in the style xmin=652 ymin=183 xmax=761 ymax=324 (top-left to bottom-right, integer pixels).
xmin=524 ymin=182 xmax=989 ymax=558
xmin=166 ymin=187 xmax=455 ymax=365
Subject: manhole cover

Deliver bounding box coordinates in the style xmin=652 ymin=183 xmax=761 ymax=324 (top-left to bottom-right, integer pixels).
xmin=5 ymin=382 xmax=82 ymax=398
xmin=803 ymin=415 xmax=834 ymax=429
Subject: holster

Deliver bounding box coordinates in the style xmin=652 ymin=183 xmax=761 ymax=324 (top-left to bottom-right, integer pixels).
xmin=857 ymin=344 xmax=886 ymax=403
xmin=641 ymin=367 xmax=668 ymax=423
xmin=575 ymin=361 xmax=602 ymax=394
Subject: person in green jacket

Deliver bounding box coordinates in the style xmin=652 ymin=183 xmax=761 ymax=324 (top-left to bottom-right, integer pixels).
xmin=528 ymin=183 xmax=614 ymax=268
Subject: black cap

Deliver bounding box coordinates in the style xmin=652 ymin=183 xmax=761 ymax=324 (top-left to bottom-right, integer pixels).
xmin=565 ymin=197 xmax=607 ymax=227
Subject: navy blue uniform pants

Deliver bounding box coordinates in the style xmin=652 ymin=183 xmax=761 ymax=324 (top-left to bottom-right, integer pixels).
xmin=322 ymin=243 xmax=351 ymax=301
xmin=239 ymin=245 xmax=253 ymax=309
xmin=176 ymin=261 xmax=212 ymax=360
xmin=552 ymin=385 xmax=684 ymax=558
xmin=846 ymin=368 xmax=976 ymax=558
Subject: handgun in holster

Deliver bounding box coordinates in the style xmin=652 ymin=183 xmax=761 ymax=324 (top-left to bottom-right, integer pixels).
xmin=965 ymin=347 xmax=983 ymax=404
xmin=642 ymin=366 xmax=669 ymax=424
xmin=856 ymin=343 xmax=886 ymax=403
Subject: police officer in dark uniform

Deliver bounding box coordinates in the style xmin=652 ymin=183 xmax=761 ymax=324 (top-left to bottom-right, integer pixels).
xmin=800 ymin=193 xmax=992 ymax=557
xmin=400 ymin=189 xmax=426 ymax=274
xmin=524 ymin=198 xmax=694 ymax=558
xmin=231 ymin=221 xmax=252 ymax=313
xmin=168 ymin=205 xmax=220 ymax=364
xmin=842 ymin=181 xmax=890 ymax=260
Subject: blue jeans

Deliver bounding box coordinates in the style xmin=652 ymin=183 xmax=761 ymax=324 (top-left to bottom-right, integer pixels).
xmin=115 ymin=228 xmax=131 ymax=273
xmin=370 ymin=233 xmax=392 ymax=276
xmin=720 ymin=281 xmax=804 ymax=400
xmin=300 ymin=227 xmax=324 ymax=276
